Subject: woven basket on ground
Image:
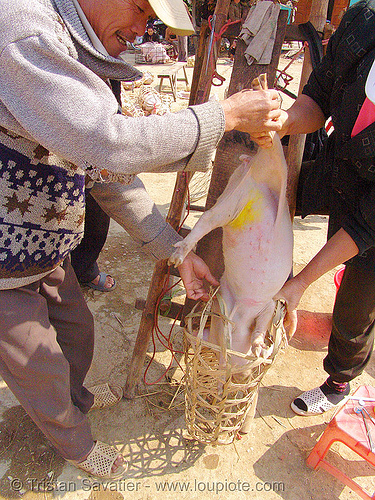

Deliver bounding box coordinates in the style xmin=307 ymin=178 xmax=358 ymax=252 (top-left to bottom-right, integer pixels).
xmin=183 ymin=289 xmax=286 ymax=445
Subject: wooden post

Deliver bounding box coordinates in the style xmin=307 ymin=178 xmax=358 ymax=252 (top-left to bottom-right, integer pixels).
xmin=188 ymin=21 xmax=211 ymax=107
xmin=286 ymin=0 xmax=330 ymax=217
xmin=124 ymin=0 xmax=232 ymax=399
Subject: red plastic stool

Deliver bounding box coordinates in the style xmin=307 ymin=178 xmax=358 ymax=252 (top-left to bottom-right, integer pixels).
xmin=307 ymin=385 xmax=375 ymax=499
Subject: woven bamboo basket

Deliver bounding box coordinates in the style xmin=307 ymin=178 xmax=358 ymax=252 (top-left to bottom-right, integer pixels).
xmin=183 ymin=289 xmax=286 ymax=445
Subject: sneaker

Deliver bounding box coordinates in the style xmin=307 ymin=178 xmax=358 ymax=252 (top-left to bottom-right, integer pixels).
xmin=291 ymin=380 xmax=350 ymax=416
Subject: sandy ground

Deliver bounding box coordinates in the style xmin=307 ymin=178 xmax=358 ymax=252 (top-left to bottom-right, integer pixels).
xmin=0 ymin=50 xmax=374 ymax=500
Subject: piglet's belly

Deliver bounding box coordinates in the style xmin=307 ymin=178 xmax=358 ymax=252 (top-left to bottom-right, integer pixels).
xmin=222 ymin=200 xmax=293 ymax=302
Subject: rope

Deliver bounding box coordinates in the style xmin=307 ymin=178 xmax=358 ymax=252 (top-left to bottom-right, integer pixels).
xmin=208 ymin=16 xmax=241 ymax=42
xmin=143 ymin=172 xmax=192 ymax=386
xmin=143 ymin=269 xmax=185 ymax=385
xmin=206 ymin=16 xmax=241 ymax=86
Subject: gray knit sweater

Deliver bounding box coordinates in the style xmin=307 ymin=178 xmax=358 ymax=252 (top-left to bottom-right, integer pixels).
xmin=0 ymin=0 xmax=225 ymax=290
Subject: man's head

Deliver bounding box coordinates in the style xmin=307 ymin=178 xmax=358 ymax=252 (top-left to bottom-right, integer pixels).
xmin=79 ymin=0 xmax=194 ymax=58
xmin=147 ymin=26 xmax=154 ymax=35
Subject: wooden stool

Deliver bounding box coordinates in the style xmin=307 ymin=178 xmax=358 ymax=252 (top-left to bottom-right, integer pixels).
xmin=307 ymin=385 xmax=375 ymax=500
xmin=157 ymin=62 xmax=189 ymax=101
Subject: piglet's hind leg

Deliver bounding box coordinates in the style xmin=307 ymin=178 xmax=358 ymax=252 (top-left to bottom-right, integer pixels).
xmin=250 ymin=301 xmax=275 ymax=357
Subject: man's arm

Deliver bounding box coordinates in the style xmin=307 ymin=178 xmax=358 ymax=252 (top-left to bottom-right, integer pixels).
xmin=90 ymin=179 xmax=218 ymax=300
xmin=0 ymin=31 xmax=283 ymax=179
xmin=278 ymin=94 xmax=326 ymax=138
xmin=274 ymin=228 xmax=359 ymax=335
xmin=251 ymin=94 xmax=326 ymax=147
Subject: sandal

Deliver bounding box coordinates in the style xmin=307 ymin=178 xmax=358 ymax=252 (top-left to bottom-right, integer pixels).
xmin=69 ymin=441 xmax=128 ymax=479
xmin=291 ymin=386 xmax=349 ymax=416
xmin=86 ymin=272 xmax=116 ymax=292
xmin=89 ymin=383 xmax=123 ymax=410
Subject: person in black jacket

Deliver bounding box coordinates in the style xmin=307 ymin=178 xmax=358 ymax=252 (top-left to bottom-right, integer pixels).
xmin=254 ymin=0 xmax=375 ymax=416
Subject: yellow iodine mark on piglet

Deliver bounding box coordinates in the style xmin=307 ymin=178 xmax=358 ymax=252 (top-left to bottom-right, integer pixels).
xmin=228 ymin=189 xmax=263 ymax=229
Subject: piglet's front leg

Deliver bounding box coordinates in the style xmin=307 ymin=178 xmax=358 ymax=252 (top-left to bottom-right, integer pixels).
xmin=168 ymin=206 xmax=231 ymax=267
xmin=169 ymin=159 xmax=253 ymax=267
xmin=168 ymin=237 xmax=197 ymax=267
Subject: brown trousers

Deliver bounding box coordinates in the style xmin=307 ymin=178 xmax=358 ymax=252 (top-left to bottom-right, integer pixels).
xmin=0 ymin=259 xmax=94 ymax=460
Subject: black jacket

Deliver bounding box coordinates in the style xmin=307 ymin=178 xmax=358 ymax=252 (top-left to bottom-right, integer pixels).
xmin=302 ymin=0 xmax=375 ymax=256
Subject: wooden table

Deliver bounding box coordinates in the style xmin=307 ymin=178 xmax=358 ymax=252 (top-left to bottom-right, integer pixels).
xmin=157 ymin=62 xmax=189 ymax=101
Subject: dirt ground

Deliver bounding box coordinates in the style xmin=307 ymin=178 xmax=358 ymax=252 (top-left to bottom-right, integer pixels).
xmin=0 ymin=50 xmax=374 ymax=500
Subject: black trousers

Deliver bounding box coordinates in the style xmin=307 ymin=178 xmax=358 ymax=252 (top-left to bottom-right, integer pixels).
xmin=324 ymin=263 xmax=375 ymax=382
xmin=70 ymin=190 xmax=110 ymax=283
xmin=322 ymin=191 xmax=375 ymax=382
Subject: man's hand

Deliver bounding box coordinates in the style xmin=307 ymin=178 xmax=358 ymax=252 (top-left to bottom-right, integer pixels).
xmin=177 ymin=251 xmax=219 ymax=301
xmin=221 ymin=89 xmax=282 ymax=134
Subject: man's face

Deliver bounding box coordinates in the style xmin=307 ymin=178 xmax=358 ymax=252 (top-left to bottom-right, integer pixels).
xmin=89 ymin=0 xmax=155 ymax=57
